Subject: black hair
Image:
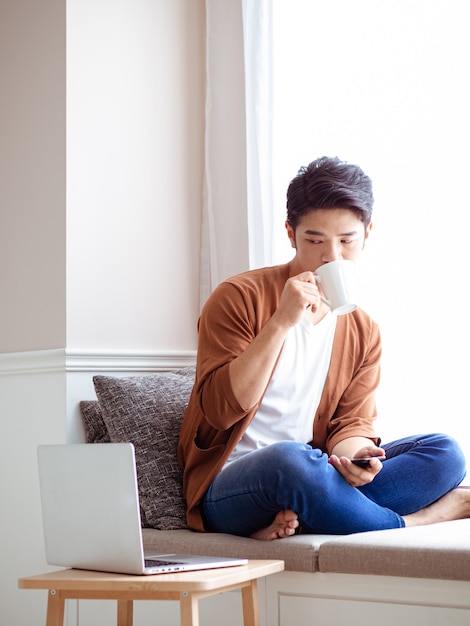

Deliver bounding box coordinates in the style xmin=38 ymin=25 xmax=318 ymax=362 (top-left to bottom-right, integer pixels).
xmin=286 ymin=156 xmax=374 ymax=231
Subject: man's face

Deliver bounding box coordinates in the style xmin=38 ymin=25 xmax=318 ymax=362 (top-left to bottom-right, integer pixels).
xmin=286 ymin=208 xmax=372 ymax=272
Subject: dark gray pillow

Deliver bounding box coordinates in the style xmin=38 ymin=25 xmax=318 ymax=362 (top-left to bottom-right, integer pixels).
xmin=79 ymin=400 xmax=110 ymax=444
xmin=93 ymin=367 xmax=195 ymax=530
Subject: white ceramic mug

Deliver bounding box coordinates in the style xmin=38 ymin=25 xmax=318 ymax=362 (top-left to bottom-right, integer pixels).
xmin=314 ymin=259 xmax=357 ymax=315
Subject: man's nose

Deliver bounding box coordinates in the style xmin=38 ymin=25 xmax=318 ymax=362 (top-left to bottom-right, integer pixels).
xmin=322 ymin=244 xmax=343 ymax=263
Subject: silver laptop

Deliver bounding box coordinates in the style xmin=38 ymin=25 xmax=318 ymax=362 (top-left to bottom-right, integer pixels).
xmin=37 ymin=443 xmax=247 ymax=575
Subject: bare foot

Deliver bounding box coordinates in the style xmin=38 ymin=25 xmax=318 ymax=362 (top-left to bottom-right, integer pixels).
xmin=250 ymin=510 xmax=299 ymax=541
xmin=403 ymin=487 xmax=470 ymax=527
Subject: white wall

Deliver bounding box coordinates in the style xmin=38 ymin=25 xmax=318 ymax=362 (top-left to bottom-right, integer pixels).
xmin=0 ymin=1 xmax=205 ymax=624
xmin=1 ymin=0 xmax=203 ymax=355
xmin=0 ymin=360 xmax=67 ymax=625
xmin=0 ymin=0 xmax=66 ymax=353
xmin=66 ymin=0 xmax=204 ymax=351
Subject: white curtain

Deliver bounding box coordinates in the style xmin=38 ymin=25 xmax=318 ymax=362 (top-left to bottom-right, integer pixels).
xmin=200 ymin=0 xmax=273 ymax=308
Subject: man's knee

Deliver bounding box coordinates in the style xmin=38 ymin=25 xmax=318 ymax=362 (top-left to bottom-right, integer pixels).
xmin=261 ymin=441 xmax=326 ymax=477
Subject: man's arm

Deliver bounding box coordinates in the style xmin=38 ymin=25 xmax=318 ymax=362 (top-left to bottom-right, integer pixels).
xmin=229 ymin=271 xmax=325 ymax=410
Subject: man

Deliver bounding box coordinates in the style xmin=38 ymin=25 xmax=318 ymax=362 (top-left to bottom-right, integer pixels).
xmin=178 ymin=156 xmax=469 ymax=540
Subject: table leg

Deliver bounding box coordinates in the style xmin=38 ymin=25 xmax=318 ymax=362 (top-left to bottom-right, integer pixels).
xmin=46 ymin=590 xmax=65 ymax=626
xmin=241 ymin=580 xmax=260 ymax=626
xmin=179 ymin=593 xmax=200 ymax=626
xmin=117 ymin=599 xmax=133 ymax=626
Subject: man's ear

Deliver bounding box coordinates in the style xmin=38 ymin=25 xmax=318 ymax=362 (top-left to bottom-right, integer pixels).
xmin=363 ymin=221 xmax=373 ymax=247
xmin=285 ymin=221 xmax=296 ymax=248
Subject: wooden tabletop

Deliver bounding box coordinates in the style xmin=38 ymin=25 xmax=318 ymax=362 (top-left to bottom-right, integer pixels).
xmin=18 ymin=560 xmax=285 ymax=593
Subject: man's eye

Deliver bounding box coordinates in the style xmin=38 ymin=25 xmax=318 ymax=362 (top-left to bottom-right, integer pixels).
xmin=307 ymin=239 xmax=321 ymax=244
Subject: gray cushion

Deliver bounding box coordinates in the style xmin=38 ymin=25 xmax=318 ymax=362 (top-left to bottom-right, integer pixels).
xmin=79 ymin=400 xmax=110 ymax=444
xmin=92 ymin=366 xmax=195 ymax=531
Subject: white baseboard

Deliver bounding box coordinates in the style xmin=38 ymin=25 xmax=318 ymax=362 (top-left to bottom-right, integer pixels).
xmin=0 ymin=349 xmax=65 ymax=375
xmin=65 ymin=349 xmax=197 ymax=372
xmin=0 ymin=348 xmax=197 ymax=375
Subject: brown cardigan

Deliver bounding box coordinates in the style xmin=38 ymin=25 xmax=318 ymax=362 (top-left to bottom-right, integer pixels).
xmin=178 ymin=262 xmax=382 ymax=531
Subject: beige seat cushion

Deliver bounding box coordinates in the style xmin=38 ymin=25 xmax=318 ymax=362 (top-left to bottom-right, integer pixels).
xmin=318 ymin=519 xmax=470 ymax=581
xmin=143 ymin=528 xmax=333 ymax=573
xmin=144 ymin=519 xmax=470 ymax=579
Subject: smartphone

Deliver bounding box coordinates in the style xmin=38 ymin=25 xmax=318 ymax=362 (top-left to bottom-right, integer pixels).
xmin=351 ymin=455 xmax=386 ymax=467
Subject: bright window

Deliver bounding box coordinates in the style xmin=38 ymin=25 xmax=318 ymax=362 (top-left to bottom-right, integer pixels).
xmin=272 ymin=0 xmax=470 ymax=460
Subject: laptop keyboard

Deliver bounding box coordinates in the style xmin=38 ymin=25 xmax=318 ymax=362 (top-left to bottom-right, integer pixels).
xmin=145 ymin=558 xmax=186 ymax=567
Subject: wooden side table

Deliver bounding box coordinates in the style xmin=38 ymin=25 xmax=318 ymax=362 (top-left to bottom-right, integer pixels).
xmin=18 ymin=559 xmax=284 ymax=626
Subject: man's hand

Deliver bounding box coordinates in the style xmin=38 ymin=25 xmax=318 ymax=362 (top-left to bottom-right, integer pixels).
xmin=273 ymin=271 xmax=324 ymax=328
xmin=328 ymin=443 xmax=385 ymax=487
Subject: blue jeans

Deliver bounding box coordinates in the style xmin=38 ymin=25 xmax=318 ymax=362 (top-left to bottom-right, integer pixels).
xmin=200 ymin=433 xmax=467 ymax=535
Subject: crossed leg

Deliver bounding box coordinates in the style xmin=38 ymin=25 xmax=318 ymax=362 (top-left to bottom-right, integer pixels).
xmin=250 ymin=487 xmax=470 ymax=541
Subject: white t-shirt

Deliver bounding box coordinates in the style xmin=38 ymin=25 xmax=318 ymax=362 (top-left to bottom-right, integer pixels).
xmin=224 ymin=310 xmax=337 ymax=467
